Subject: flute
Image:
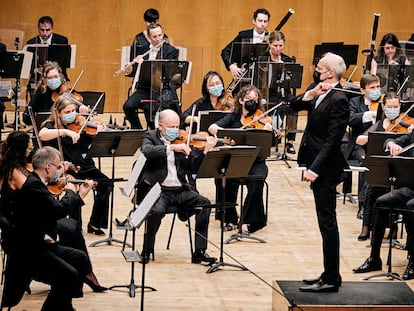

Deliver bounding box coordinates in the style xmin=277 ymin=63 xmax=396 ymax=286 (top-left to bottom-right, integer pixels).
xmin=113 ymin=40 xmax=165 ymax=76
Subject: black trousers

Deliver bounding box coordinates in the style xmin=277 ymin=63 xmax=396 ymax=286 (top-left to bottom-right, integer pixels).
xmin=76 ymin=167 xmax=111 ymax=229
xmin=311 ymin=173 xmax=342 ymax=285
xmin=143 ymin=188 xmax=211 ymax=255
xmin=34 ymin=244 xmax=89 ymax=311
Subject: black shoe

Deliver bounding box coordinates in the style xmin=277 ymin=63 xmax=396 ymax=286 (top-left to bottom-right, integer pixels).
xmin=286 ymin=143 xmax=296 ymax=154
xmin=403 ymin=261 xmax=414 ymax=280
xmin=192 ymin=249 xmax=217 ymax=264
xmin=84 ymin=273 xmax=108 ymax=292
xmin=353 ymin=257 xmax=382 ymax=273
xmin=87 ymin=224 xmax=105 ymax=236
xmin=357 ymin=232 xmax=370 ymax=241
xmin=299 ymin=280 xmax=339 ymax=293
xmin=302 ymin=277 xmax=321 ymax=285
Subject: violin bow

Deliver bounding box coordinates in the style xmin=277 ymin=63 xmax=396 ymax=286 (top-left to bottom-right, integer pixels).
xmin=67 ymin=70 xmax=84 ymax=96
xmin=28 ymin=106 xmax=42 ymax=148
xmin=240 ymin=101 xmax=284 ymax=129
xmin=186 ymin=105 xmax=197 ymax=148
xmin=77 ymin=93 xmax=105 ymax=134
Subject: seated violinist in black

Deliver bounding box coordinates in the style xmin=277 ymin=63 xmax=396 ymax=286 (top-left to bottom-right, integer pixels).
xmin=38 ymin=95 xmax=111 ymax=235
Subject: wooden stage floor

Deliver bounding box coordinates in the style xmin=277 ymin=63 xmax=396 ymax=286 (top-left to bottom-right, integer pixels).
xmin=1 ymin=114 xmax=413 ymax=310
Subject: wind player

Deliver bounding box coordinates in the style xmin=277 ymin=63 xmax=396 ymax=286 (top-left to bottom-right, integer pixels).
xmin=221 ymin=8 xmax=270 ymax=80
xmin=122 ymin=23 xmax=179 ymax=129
xmin=209 ymin=85 xmax=272 ymax=236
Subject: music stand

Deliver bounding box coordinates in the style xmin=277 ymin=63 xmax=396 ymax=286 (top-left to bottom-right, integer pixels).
xmin=362 ymin=155 xmax=414 ymax=281
xmin=87 ymin=129 xmax=144 ymax=247
xmin=110 ymin=183 xmax=160 ymax=306
xmin=133 ymin=60 xmax=190 ymax=121
xmin=230 ymin=42 xmax=268 ymax=67
xmin=312 ymin=42 xmax=359 ymax=69
xmin=197 ymin=145 xmax=258 ymax=273
xmin=0 ymin=51 xmax=25 ymax=131
xmin=196 ymin=110 xmax=231 ymax=132
xmin=367 ymin=132 xmax=404 ymax=156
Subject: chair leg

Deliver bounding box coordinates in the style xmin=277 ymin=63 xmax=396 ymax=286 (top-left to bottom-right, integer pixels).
xmin=166 ymin=213 xmax=177 ymax=250
xmin=187 ymin=217 xmax=194 ymax=256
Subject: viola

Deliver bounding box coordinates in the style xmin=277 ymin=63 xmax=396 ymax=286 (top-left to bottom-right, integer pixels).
xmin=242 ymin=109 xmax=273 ymax=129
xmin=66 ymin=114 xmax=100 ymax=136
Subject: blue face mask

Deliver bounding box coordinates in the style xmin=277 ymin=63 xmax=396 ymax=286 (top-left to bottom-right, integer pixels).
xmin=61 ymin=110 xmax=77 ymax=123
xmin=164 ymin=127 xmax=179 ymax=141
xmin=47 ymin=77 xmax=61 ymax=91
xmin=368 ymin=89 xmax=381 ymax=101
xmin=50 ymin=169 xmax=61 ymax=184
xmin=384 ymin=107 xmax=400 ymax=120
xmin=208 ymin=84 xmax=224 ymax=97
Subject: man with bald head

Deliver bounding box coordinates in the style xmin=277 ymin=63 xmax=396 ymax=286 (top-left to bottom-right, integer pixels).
xmin=291 ymin=53 xmax=350 ymax=293
xmin=136 ymin=109 xmax=217 ymax=264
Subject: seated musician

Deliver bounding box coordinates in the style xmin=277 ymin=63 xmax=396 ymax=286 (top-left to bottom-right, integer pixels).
xmin=260 ymin=30 xmax=298 ymax=154
xmin=344 ymin=74 xmax=381 ymax=237
xmin=356 ymin=92 xmax=414 ymax=243
xmin=208 ymin=85 xmax=271 ymax=235
xmin=38 ymin=95 xmax=110 ymax=236
xmin=353 ymin=126 xmax=414 ymax=280
xmin=122 ymin=23 xmax=179 ymax=129
xmin=181 ymin=71 xmax=236 ymax=230
xmin=1 ymin=145 xmax=91 ymax=311
xmin=23 ymin=61 xmax=87 ymax=125
xmin=136 ymin=109 xmax=217 ymax=264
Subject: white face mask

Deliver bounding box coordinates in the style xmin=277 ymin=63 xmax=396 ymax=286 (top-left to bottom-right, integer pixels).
xmin=47 ymin=77 xmax=61 ymax=90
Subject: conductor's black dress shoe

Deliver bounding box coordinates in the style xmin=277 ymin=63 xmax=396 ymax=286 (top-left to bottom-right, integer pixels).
xmin=403 ymin=261 xmax=414 ymax=280
xmin=299 ymin=280 xmax=339 ymax=293
xmin=353 ymin=257 xmax=382 ymax=273
xmin=191 ymin=249 xmax=217 ymax=264
xmin=302 ymin=277 xmax=322 ymax=285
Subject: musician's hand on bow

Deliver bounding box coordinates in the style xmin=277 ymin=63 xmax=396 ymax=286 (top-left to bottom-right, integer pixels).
xmin=171 ymin=143 xmax=191 ymax=156
xmin=387 ymin=141 xmax=403 ymax=156
xmin=64 ymin=129 xmax=80 ymax=144
xmin=78 ymin=179 xmax=95 ymax=199
xmin=79 ymin=104 xmax=89 ymax=114
xmin=229 ymin=64 xmax=243 ymax=79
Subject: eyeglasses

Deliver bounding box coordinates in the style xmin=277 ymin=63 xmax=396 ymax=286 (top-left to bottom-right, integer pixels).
xmin=48 ymin=162 xmax=63 ymax=170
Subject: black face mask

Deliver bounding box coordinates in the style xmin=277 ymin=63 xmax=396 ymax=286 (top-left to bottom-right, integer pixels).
xmin=244 ymin=100 xmax=258 ymax=113
xmin=313 ymin=70 xmax=322 ymax=84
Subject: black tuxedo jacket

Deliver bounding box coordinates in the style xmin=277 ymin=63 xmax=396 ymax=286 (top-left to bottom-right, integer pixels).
xmin=221 ymin=29 xmax=268 ymax=70
xmin=137 ymin=129 xmax=204 ymax=199
xmin=27 ymin=33 xmax=68 ymax=45
xmin=345 ymin=96 xmax=373 ymax=159
xmin=291 ymin=84 xmax=350 ymax=178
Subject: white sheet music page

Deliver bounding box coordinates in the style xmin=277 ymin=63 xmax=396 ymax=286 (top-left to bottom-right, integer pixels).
xmin=130 ymin=182 xmax=161 ymax=228
xmin=120 ymin=153 xmax=147 ymax=197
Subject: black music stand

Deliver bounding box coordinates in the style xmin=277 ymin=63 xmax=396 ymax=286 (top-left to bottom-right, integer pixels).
xmin=367 ymin=132 xmax=404 ymax=156
xmin=362 ymin=155 xmax=414 ymax=281
xmin=230 ymin=42 xmax=268 ymax=67
xmin=87 ymin=129 xmax=144 ymax=247
xmin=312 ymin=42 xmax=358 ymax=69
xmin=197 ymin=145 xmax=258 ymax=273
xmin=137 ymin=60 xmax=190 ymax=120
xmin=110 ymin=183 xmax=160 ymax=305
xmin=0 ymin=51 xmax=25 ymax=131
xmin=196 ymin=110 xmax=231 ymax=132
xmin=216 ymin=130 xmax=272 ymax=244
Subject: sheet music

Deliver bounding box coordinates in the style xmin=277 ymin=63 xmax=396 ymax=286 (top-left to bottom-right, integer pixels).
xmin=130 ymin=182 xmax=161 ymax=228
xmin=70 ymin=44 xmax=77 ymax=68
xmin=120 ymin=153 xmax=147 ymax=197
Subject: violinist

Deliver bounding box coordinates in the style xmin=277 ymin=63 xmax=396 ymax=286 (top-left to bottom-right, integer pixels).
xmin=38 ymin=95 xmax=111 ymax=236
xmin=259 ymin=30 xmax=298 ymax=154
xmin=344 ymin=74 xmax=381 ymax=227
xmin=137 ymin=109 xmax=217 ymax=264
xmin=23 ymin=61 xmax=87 ymax=125
xmin=181 ymin=71 xmax=230 ymax=131
xmin=209 ymin=85 xmax=271 ymax=235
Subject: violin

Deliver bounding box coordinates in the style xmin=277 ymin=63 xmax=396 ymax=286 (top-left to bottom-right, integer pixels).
xmin=216 ymin=92 xmax=234 ymax=111
xmin=173 ymin=130 xmax=235 ymax=150
xmin=386 ymin=114 xmax=414 ymax=133
xmin=242 ymin=110 xmax=273 ymax=129
xmin=66 ymin=114 xmax=99 ymax=136
xmin=51 ymin=84 xmax=84 ymax=106
xmin=47 ymin=175 xmax=95 ymax=196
